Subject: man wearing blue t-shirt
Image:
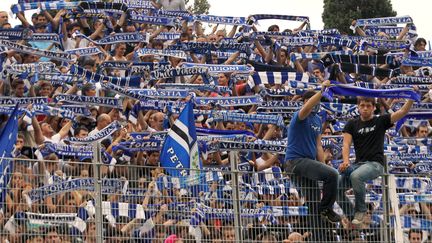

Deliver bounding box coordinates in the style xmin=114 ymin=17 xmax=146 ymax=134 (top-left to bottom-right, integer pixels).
xmin=284 ymin=80 xmax=341 ymax=225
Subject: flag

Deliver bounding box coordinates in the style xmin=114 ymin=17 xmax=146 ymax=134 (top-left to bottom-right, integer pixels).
xmin=160 ymin=101 xmax=201 ymax=184
xmin=0 ymin=104 xmax=20 ymax=213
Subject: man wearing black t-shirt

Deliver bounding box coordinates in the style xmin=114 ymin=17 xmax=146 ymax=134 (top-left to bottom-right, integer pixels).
xmin=337 ymin=97 xmax=414 ymax=227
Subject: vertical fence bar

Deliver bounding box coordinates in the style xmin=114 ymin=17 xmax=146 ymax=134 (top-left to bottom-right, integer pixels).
xmin=381 ymin=159 xmax=392 ymax=243
xmin=92 ymin=142 xmax=103 ymax=243
xmin=229 ymin=151 xmax=243 ymax=242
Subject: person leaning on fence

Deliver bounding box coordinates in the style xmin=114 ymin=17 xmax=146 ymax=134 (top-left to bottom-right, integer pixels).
xmin=283 ymin=80 xmax=341 ymax=225
xmin=338 ymin=96 xmax=414 ymax=227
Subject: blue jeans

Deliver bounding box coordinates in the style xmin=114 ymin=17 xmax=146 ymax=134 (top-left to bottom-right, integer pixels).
xmin=338 ymin=161 xmax=384 ymax=215
xmin=284 ymin=157 xmax=339 ymax=212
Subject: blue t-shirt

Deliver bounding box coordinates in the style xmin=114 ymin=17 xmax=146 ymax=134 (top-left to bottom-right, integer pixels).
xmin=284 ymin=111 xmax=322 ymax=161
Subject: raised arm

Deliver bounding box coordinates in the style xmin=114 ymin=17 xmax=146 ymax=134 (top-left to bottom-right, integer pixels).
xmin=298 ymin=80 xmax=330 ymax=120
xmin=390 ymin=99 xmax=414 ymax=124
xmin=316 ymin=134 xmax=325 ymax=163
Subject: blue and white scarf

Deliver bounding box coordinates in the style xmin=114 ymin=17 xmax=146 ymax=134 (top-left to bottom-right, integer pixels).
xmin=290 ymin=50 xmax=353 ymax=62
xmin=248 ymin=14 xmax=309 ymax=25
xmin=323 ymin=84 xmax=420 ymax=102
xmin=68 ymin=121 xmax=121 ymax=144
xmin=365 ymin=25 xmax=417 ymax=38
xmin=153 ymin=32 xmax=181 ymax=41
xmin=250 ymin=31 xmax=293 ymax=40
xmin=386 ymin=50 xmax=432 ymax=59
xmin=402 ymin=57 xmax=432 ymax=67
xmin=391 ymin=76 xmax=432 ymax=84
xmin=127 ymin=89 xmax=190 ymax=99
xmin=352 ymin=16 xmax=413 ymax=30
xmin=393 ymin=137 xmax=432 ymax=147
xmin=6 ymin=62 xmax=56 ymax=75
xmin=11 ymin=1 xmax=78 ymax=14
xmin=70 ymin=65 xmax=142 ymax=87
xmin=157 ymin=83 xmax=231 ymax=94
xmin=182 ymin=63 xmax=253 ymax=74
xmin=113 ymin=0 xmax=154 ymax=8
xmin=61 ymin=105 xmax=92 ymax=118
xmin=54 ymin=94 xmax=122 ymax=108
xmin=101 ymin=82 xmax=148 ymax=100
xmin=77 ymin=2 xmax=127 ymax=15
xmin=129 ymin=13 xmax=179 ymax=27
xmin=321 ymin=53 xmax=395 ymax=67
xmin=193 ymin=14 xmax=246 ymax=25
xmin=27 ymin=178 xmax=123 ymax=202
xmin=113 ymin=139 xmax=162 ymax=152
xmin=150 ymin=66 xmax=208 ymax=80
xmin=195 ymin=95 xmax=263 ymax=107
xmin=32 ymin=104 xmax=76 ymax=120
xmin=392 ymin=102 xmax=432 ymax=111
xmin=216 ymin=140 xmax=286 ymax=154
xmin=30 ymin=33 xmax=62 ymax=44
xmin=210 ymin=112 xmax=284 ymax=126
xmin=258 ymin=101 xmax=302 ymax=110
xmin=296 ymin=29 xmax=340 ymax=37
xmin=153 ymin=9 xmax=192 ymax=19
xmin=248 ymin=71 xmax=310 ymax=88
xmin=41 ymin=143 xmax=93 ymax=158
xmin=317 ymin=36 xmax=357 ymax=49
xmin=362 ymin=38 xmax=411 ymax=50
xmin=75 ymin=32 xmax=149 ymax=45
xmin=0 ymin=97 xmax=47 ymax=105
xmin=395 ymin=112 xmax=432 ymax=131
xmin=65 ymin=47 xmax=102 ymax=57
xmin=263 ymin=88 xmax=304 ymax=97
xmin=136 ymin=48 xmax=187 ymax=59
xmin=280 ymin=37 xmax=316 ymax=47
xmin=130 ymin=62 xmax=172 ymax=73
xmin=168 ymin=42 xmax=251 ymax=54
xmin=38 ymin=73 xmax=76 ymax=85
xmin=212 ymin=51 xmax=248 ymax=59
xmin=0 ymin=29 xmax=33 ymax=41
xmin=0 ymin=40 xmax=72 ymax=62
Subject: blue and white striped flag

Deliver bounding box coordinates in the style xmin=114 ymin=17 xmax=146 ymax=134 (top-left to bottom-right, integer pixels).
xmin=0 ymin=105 xmax=19 ymax=213
xmin=160 ymin=101 xmax=202 ymax=184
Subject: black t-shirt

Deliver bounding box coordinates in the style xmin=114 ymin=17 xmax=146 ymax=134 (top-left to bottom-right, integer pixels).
xmin=343 ymin=114 xmax=393 ymax=165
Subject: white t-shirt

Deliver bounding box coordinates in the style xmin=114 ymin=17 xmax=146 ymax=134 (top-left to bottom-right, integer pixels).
xmin=44 ymin=133 xmax=62 ymax=144
xmin=63 ymin=37 xmax=89 ymax=50
xmin=157 ymin=0 xmax=186 ymax=11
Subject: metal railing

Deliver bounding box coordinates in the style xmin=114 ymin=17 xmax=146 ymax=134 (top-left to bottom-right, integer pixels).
xmin=1 ymin=153 xmax=431 ymax=242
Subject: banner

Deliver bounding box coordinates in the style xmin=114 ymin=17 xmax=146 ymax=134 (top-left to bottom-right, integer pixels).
xmin=68 ymin=121 xmax=121 ymax=144
xmin=27 ymin=178 xmax=123 ymax=202
xmin=195 ymin=95 xmax=263 ymax=107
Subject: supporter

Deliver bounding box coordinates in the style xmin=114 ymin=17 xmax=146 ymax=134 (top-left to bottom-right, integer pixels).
xmin=43 ymin=227 xmax=62 ymax=243
xmin=0 ymin=11 xmax=8 ymax=26
xmin=408 ymin=229 xmax=423 ymax=243
xmin=283 ymin=82 xmax=340 ymax=222
xmin=89 ymin=114 xmax=112 ymax=136
xmin=338 ymin=96 xmax=414 ymax=226
xmin=415 ymin=123 xmax=429 ymax=138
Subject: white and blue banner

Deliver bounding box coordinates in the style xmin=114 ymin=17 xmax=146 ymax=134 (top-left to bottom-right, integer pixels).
xmin=0 ymin=105 xmax=19 ymax=213
xmin=182 ymin=63 xmax=253 ymax=74
xmin=160 ymin=101 xmax=202 ymax=184
xmin=54 ymin=95 xmax=121 ymax=108
xmin=195 ymin=95 xmax=263 ymax=107
xmin=68 ymin=121 xmax=121 ymax=144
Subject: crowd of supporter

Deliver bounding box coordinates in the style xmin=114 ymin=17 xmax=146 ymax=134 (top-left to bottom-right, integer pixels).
xmin=0 ymin=0 xmax=432 ymax=242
